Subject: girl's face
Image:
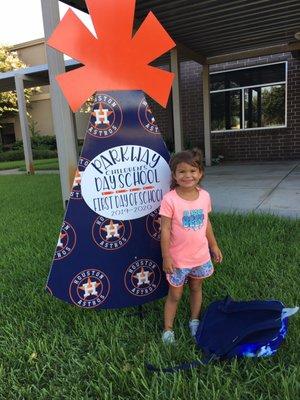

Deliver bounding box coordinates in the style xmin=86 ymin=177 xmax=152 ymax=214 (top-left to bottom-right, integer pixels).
xmin=173 ymin=162 xmax=202 ymax=189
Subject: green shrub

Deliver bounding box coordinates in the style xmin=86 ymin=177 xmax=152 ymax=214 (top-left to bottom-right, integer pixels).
xmin=0 ymin=150 xmax=25 ymax=161
xmin=5 ymin=136 xmax=84 ymax=153
xmin=10 ymin=140 xmax=24 ymax=151
xmin=32 ymin=134 xmax=57 ymax=150
xmin=6 ymin=136 xmax=56 ymax=152
xmin=0 ymin=149 xmax=57 ymax=162
xmin=33 ymin=149 xmax=57 ymax=159
xmin=4 ymin=135 xmax=57 ymax=152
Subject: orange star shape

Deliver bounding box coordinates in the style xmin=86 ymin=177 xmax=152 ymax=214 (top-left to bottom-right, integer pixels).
xmin=146 ymin=107 xmax=156 ymax=124
xmin=91 ymin=102 xmax=114 ymax=126
xmin=47 ymin=0 xmax=175 ymax=111
xmin=101 ymin=220 xmax=124 ymax=233
xmin=79 ymin=277 xmax=101 ymax=293
xmin=133 ymin=267 xmax=154 ymax=281
xmin=57 ymin=232 xmax=67 ymax=247
xmin=73 ymin=169 xmax=81 ymax=186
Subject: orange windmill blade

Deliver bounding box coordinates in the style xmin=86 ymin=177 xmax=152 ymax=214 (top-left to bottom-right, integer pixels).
xmin=47 ymin=0 xmax=176 ymax=112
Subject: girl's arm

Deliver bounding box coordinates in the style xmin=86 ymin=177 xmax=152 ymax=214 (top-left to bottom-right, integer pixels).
xmin=206 ymin=217 xmax=223 ymax=263
xmin=160 ymin=215 xmax=174 ymax=273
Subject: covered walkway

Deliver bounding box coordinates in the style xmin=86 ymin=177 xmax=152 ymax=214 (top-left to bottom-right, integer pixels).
xmin=1 ymin=0 xmax=300 ymax=205
xmin=203 ymin=160 xmax=300 ymax=218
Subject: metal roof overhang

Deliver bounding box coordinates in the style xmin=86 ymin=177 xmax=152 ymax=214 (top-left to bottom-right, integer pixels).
xmin=2 ymin=0 xmax=300 ymax=92
xmin=0 ymin=59 xmax=81 ymax=92
xmin=60 ymin=0 xmax=300 ymax=62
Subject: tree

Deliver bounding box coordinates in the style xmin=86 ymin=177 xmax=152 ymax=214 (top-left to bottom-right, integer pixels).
xmin=261 ymin=85 xmax=285 ymax=126
xmin=0 ymin=45 xmax=39 ymax=120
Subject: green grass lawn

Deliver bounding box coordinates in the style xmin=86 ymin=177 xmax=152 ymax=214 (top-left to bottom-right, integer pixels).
xmin=0 ymin=158 xmax=59 ymax=171
xmin=0 ymin=174 xmax=299 ymax=400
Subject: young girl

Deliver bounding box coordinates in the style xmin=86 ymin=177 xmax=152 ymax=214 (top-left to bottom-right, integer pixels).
xmin=160 ymin=148 xmax=222 ymax=344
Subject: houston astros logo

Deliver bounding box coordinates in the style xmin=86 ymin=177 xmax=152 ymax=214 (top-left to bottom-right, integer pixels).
xmin=87 ymin=94 xmax=122 ymax=138
xmin=138 ymin=98 xmax=160 ymax=134
xmin=124 ymin=259 xmax=161 ymax=297
xmin=69 ymin=269 xmax=110 ymax=308
xmin=92 ymin=217 xmax=132 ymax=250
xmin=146 ymin=208 xmax=161 ymax=241
xmin=70 ymin=156 xmax=90 ymax=200
xmin=54 ymin=221 xmax=76 ymax=260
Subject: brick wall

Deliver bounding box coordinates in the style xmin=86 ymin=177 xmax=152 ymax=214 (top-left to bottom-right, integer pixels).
xmin=287 ymin=53 xmax=300 ymax=160
xmin=150 ymin=53 xmax=300 ymax=161
xmin=180 ymin=61 xmax=204 ymax=149
xmin=209 ymin=53 xmax=300 ymax=161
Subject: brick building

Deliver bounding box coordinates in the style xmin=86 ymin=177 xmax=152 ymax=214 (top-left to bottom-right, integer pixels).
xmin=0 ymin=39 xmax=89 ymax=147
xmin=1 ymin=38 xmax=299 ymax=163
xmin=151 ymin=52 xmax=300 ymax=161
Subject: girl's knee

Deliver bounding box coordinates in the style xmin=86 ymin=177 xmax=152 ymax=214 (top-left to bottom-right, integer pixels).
xmin=189 ymin=279 xmax=203 ymax=293
xmin=168 ymin=287 xmax=183 ymax=302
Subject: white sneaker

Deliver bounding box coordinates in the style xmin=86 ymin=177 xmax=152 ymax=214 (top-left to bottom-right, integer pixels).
xmin=162 ymin=330 xmax=175 ymax=344
xmin=189 ymin=319 xmax=200 ymax=337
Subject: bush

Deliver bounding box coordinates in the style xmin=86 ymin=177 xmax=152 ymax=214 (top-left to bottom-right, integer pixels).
xmin=0 ymin=150 xmax=25 ymax=161
xmin=32 ymin=135 xmax=57 ymax=150
xmin=6 ymin=136 xmax=84 ymax=153
xmin=33 ymin=149 xmax=57 ymax=159
xmin=10 ymin=135 xmax=57 ymax=151
xmin=10 ymin=140 xmax=24 ymax=151
xmin=0 ymin=149 xmax=57 ymax=162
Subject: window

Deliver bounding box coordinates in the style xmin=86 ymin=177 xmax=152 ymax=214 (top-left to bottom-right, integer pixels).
xmin=0 ymin=123 xmax=16 ymax=145
xmin=210 ymin=62 xmax=287 ymax=132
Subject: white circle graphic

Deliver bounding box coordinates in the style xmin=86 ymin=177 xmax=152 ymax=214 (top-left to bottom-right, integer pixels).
xmin=81 ymin=145 xmax=171 ymax=220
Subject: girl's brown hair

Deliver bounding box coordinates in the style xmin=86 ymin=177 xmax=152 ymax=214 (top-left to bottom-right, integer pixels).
xmin=169 ymin=148 xmax=204 ymax=189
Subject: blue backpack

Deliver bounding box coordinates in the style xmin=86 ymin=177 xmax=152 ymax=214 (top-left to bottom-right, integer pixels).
xmin=147 ymin=296 xmax=298 ymax=373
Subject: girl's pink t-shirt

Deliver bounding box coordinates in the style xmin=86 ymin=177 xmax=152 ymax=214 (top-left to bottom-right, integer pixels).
xmin=159 ymin=188 xmax=212 ymax=268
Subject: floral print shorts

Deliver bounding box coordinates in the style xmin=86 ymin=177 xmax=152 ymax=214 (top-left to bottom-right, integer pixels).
xmin=166 ymin=260 xmax=214 ymax=287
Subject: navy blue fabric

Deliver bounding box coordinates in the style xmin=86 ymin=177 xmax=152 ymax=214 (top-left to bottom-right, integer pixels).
xmin=147 ymin=296 xmax=289 ymax=373
xmin=196 ymin=296 xmax=284 ymax=359
xmin=46 ymin=90 xmax=170 ymax=309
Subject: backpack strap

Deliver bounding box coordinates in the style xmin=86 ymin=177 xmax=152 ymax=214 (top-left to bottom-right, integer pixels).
xmin=146 ymin=359 xmax=204 ymax=373
xmin=219 ymin=298 xmax=283 ymax=314
xmin=218 ymin=318 xmax=282 ymax=357
xmin=146 ymin=354 xmax=217 ymax=373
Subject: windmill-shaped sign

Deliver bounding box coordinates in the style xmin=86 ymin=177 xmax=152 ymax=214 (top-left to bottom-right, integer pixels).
xmin=46 ymin=0 xmax=176 ymax=309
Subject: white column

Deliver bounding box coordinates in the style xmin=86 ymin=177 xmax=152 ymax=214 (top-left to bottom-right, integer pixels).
xmin=14 ymin=75 xmax=34 ymax=174
xmin=202 ymin=64 xmax=212 ymax=166
xmin=41 ymin=0 xmax=78 ymax=206
xmin=170 ymin=48 xmax=183 ymax=152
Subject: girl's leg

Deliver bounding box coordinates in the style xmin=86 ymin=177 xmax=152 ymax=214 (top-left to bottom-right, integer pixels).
xmin=164 ymin=285 xmax=184 ymax=331
xmin=188 ymin=278 xmax=203 ymax=319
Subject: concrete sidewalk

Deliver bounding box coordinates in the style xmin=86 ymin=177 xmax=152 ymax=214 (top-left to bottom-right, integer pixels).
xmin=203 ymin=160 xmax=300 ymax=218
xmin=0 ymin=168 xmax=59 ymax=175
xmin=1 ymin=160 xmax=299 ymax=218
